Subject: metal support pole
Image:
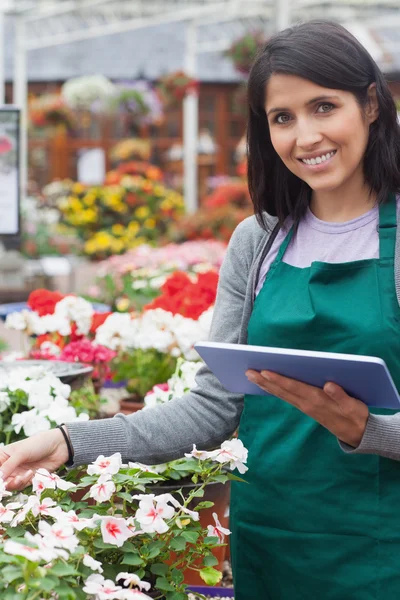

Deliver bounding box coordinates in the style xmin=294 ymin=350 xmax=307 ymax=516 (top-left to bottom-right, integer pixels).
xmin=183 ymin=20 xmax=199 ymax=215
xmin=13 ymin=15 xmax=27 ymax=202
xmin=276 ymin=0 xmax=291 ymax=32
xmin=0 ymin=10 xmax=5 ymax=104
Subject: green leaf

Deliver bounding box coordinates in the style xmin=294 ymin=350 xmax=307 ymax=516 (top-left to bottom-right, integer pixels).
xmin=50 ymin=563 xmax=80 ymax=576
xmin=203 ymin=554 xmax=219 ymax=567
xmin=226 ymin=472 xmax=247 ymax=483
xmin=190 ymin=488 xmax=205 ymax=498
xmin=203 ymin=535 xmax=220 ymax=545
xmin=195 ymin=501 xmax=214 ymax=510
xmin=116 ymin=491 xmax=133 ymax=502
xmin=53 ymin=581 xmax=77 ymax=599
xmin=170 ymin=568 xmax=184 ymax=585
xmin=170 ymin=536 xmax=187 ymax=551
xmin=181 ymin=531 xmax=199 ymax=544
xmin=2 ymin=565 xmax=23 ymax=584
xmin=199 ymin=566 xmax=223 ymax=586
xmin=121 ymin=553 xmax=145 ymax=566
xmin=166 ymin=592 xmax=188 ymax=600
xmin=93 ymin=539 xmax=113 ymax=550
xmin=150 ymin=563 xmax=169 ymax=576
xmin=156 ymin=577 xmax=175 ymax=592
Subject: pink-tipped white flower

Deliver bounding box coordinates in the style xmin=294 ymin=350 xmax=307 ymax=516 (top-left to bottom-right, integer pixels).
xmin=207 ymin=512 xmax=231 ymax=543
xmin=184 ymin=444 xmax=214 ymax=460
xmin=116 ymin=572 xmax=151 ymax=592
xmin=158 ymin=493 xmax=199 ymax=522
xmin=87 ymin=453 xmax=123 ymax=476
xmin=101 ymin=516 xmax=133 ymax=548
xmin=4 ymin=540 xmax=42 ymax=562
xmin=82 ymin=573 xmax=123 ymax=599
xmin=24 ymin=531 xmax=69 ymax=562
xmin=133 ymin=494 xmax=175 ymax=534
xmin=89 ymin=475 xmax=116 ymax=503
xmin=0 ymin=501 xmax=21 ymax=524
xmin=83 ymin=553 xmax=104 ymax=573
xmin=0 ymin=473 xmax=12 ymax=501
xmin=30 ymin=496 xmax=63 ymax=519
xmin=32 ymin=469 xmax=76 ymax=495
xmin=38 ymin=520 xmax=79 ymax=552
xmin=58 ymin=509 xmax=97 ymax=531
xmin=210 ymin=439 xmax=248 ymax=474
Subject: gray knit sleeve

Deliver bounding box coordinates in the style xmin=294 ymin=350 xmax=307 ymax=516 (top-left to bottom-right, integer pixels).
xmin=66 ymin=220 xmax=254 ymax=466
xmin=338 ymin=412 xmax=400 ymax=460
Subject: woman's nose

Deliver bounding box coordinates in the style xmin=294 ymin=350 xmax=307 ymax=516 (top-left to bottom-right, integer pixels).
xmin=295 ymin=121 xmax=323 ymax=149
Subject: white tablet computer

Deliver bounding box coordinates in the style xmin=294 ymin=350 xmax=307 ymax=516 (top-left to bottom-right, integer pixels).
xmin=194 ymin=341 xmax=400 ymax=409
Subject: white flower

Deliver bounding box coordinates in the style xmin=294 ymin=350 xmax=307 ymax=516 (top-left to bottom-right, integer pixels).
xmin=100 ymin=516 xmax=133 ymax=547
xmin=58 ymin=509 xmax=97 ymax=531
xmin=39 ymin=341 xmax=62 ymax=357
xmin=83 ymin=573 xmax=123 ymax=599
xmin=0 ymin=473 xmax=12 ymax=501
xmin=4 ymin=539 xmax=42 ymax=562
xmin=83 ymin=553 xmax=104 ymax=573
xmin=210 ymin=439 xmax=248 ymax=474
xmin=0 ymin=391 xmax=11 ymax=413
xmin=55 ymin=295 xmax=94 ymax=336
xmin=89 ymin=475 xmax=116 ymax=503
xmin=12 ymin=409 xmax=51 ymax=437
xmin=87 ymin=453 xmax=123 ymax=476
xmin=116 ymin=573 xmax=151 ymax=591
xmin=38 ymin=520 xmax=79 ymax=552
xmin=25 ymin=531 xmax=69 ymax=561
xmin=30 ymin=496 xmax=63 ymax=519
xmin=119 ymin=590 xmax=153 ymax=599
xmin=207 ymin=512 xmax=231 ymax=543
xmin=32 ymin=469 xmax=76 ymax=495
xmin=133 ymin=494 xmax=175 ymax=534
xmin=5 ymin=310 xmax=30 ymax=331
xmin=0 ymin=502 xmax=18 ymax=523
xmin=184 ymin=444 xmax=214 ymax=461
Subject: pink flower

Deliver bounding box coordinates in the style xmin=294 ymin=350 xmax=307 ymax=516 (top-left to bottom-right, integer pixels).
xmin=30 ymin=497 xmax=63 ymax=519
xmin=207 ymin=512 xmax=231 ymax=543
xmin=38 ymin=520 xmax=79 ymax=552
xmin=58 ymin=510 xmax=97 ymax=531
xmin=32 ymin=469 xmax=76 ymax=495
xmin=100 ymin=517 xmax=133 ymax=547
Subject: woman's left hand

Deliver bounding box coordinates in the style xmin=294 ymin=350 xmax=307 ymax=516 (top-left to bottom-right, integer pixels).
xmin=246 ymin=369 xmax=369 ymax=447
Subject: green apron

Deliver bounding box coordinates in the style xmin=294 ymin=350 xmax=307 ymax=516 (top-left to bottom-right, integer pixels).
xmin=230 ymin=195 xmax=400 ymax=599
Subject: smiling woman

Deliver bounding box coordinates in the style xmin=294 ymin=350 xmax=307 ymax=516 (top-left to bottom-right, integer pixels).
xmin=1 ymin=19 xmax=400 ymax=600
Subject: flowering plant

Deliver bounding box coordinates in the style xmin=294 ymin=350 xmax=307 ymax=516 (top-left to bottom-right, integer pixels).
xmin=168 ymin=204 xmax=253 ymax=243
xmin=224 ymin=31 xmax=266 ymax=75
xmin=91 ymin=241 xmax=226 ymax=314
xmin=111 ymin=81 xmax=164 ymax=127
xmin=144 ymin=359 xmax=201 ymax=408
xmin=109 ymin=139 xmax=152 ymax=164
xmin=0 ymin=441 xmax=247 ymax=598
xmin=157 ymin=71 xmax=199 ymax=108
xmin=0 ymin=366 xmax=89 ymax=444
xmin=61 ymin=75 xmax=117 ymax=111
xmin=28 ymin=94 xmax=76 ymax=132
xmin=56 ymin=172 xmax=184 ymax=259
xmin=144 ymin=271 xmax=218 ymax=320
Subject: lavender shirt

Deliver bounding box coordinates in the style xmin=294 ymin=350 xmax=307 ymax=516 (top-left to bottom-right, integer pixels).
xmin=256 ymin=202 xmax=399 ymax=296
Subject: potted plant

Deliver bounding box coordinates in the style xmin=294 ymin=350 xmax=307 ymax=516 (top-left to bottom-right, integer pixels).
xmin=157 ymin=71 xmax=199 ymax=108
xmin=0 ymin=438 xmax=248 ymax=598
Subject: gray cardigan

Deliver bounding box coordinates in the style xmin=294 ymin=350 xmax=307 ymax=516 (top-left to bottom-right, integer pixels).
xmin=67 ymin=214 xmax=400 ymax=465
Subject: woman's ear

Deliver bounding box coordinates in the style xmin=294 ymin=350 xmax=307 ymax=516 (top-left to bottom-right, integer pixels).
xmin=366 ymin=83 xmax=379 ymax=124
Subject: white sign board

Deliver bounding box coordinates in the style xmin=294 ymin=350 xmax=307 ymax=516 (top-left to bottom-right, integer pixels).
xmin=77 ymin=148 xmax=106 ymax=185
xmin=0 ymin=107 xmax=20 ymax=235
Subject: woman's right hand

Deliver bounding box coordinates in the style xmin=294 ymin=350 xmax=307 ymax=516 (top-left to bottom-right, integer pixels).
xmin=0 ymin=428 xmax=70 ymax=491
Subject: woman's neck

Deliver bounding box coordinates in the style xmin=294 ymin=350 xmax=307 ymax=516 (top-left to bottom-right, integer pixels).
xmin=309 ymin=179 xmax=377 ymax=223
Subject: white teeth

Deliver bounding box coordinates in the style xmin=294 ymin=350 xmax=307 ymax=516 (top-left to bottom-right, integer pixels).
xmin=301 ymin=151 xmax=335 ymax=165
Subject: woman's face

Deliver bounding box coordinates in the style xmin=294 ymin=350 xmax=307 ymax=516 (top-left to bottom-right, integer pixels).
xmin=265 ymin=74 xmax=378 ymax=194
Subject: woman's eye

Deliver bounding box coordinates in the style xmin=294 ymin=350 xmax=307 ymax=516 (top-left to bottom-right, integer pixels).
xmin=317 ymin=103 xmax=334 ymax=113
xmin=276 ymin=113 xmax=291 ymax=124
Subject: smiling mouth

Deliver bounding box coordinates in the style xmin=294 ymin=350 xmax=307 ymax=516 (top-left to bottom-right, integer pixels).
xmin=298 ymin=150 xmax=337 ymax=166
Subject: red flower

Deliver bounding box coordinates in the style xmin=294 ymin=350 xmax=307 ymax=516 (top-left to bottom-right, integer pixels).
xmin=144 ymin=270 xmax=218 ymax=320
xmin=28 ymin=289 xmax=65 ymax=316
xmin=90 ymin=312 xmax=113 ymax=334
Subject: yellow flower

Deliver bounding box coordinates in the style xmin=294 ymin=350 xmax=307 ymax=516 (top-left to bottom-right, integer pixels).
xmin=127 ymin=220 xmax=140 ymax=235
xmin=135 ymin=206 xmax=150 ymax=220
xmin=112 ymin=224 xmax=125 ymax=236
xmin=72 ymin=182 xmax=85 ymax=195
xmin=83 ymin=192 xmax=97 ymax=206
xmin=144 ymin=218 xmax=156 ymax=229
xmin=116 ymin=297 xmax=130 ymax=312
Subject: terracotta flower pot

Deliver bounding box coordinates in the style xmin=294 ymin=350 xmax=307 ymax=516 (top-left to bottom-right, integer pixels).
xmin=118 ymin=394 xmax=145 ymax=414
xmin=150 ymin=479 xmax=231 ymax=586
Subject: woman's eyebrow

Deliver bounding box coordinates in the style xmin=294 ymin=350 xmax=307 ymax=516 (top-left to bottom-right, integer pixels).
xmin=266 ymin=95 xmax=340 ymax=117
